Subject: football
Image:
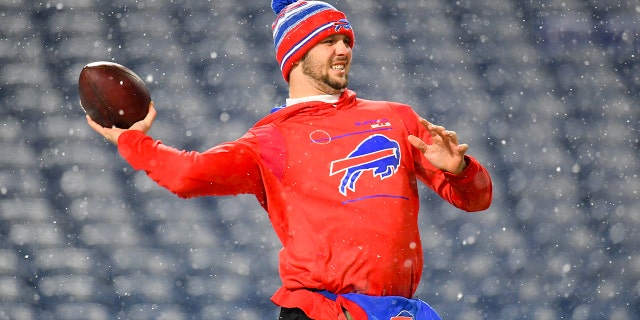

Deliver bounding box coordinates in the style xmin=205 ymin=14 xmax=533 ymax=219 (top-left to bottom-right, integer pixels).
xmin=78 ymin=61 xmax=151 ymax=128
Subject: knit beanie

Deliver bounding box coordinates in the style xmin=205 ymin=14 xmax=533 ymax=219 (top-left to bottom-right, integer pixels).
xmin=271 ymin=0 xmax=355 ymax=82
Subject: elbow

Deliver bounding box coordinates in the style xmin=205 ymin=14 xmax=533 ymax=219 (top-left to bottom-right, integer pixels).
xmin=468 ymin=172 xmax=493 ymax=212
xmin=166 ymin=181 xmax=198 ymax=198
xmin=458 ymin=199 xmax=491 ymax=212
xmin=466 ymin=198 xmax=492 ymax=212
xmin=147 ymin=169 xmax=199 ymax=198
xmin=464 ymin=186 xmax=493 ymax=212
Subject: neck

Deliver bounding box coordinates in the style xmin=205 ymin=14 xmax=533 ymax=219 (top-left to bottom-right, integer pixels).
xmin=287 ymin=64 xmax=344 ymax=98
xmin=288 ymin=81 xmax=343 ymax=99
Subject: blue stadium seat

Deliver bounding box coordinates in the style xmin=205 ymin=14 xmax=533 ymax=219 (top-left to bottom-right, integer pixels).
xmin=0 ymin=9 xmax=30 ymax=36
xmin=1 ymin=62 xmax=49 ymax=87
xmin=110 ymin=247 xmax=181 ymax=275
xmin=198 ymin=303 xmax=270 ymax=320
xmin=184 ymin=273 xmax=251 ymax=305
xmin=0 ymin=303 xmax=36 ymax=320
xmin=45 ymin=10 xmax=106 ymax=37
xmin=57 ymin=169 xmax=119 ymax=198
xmin=37 ymin=274 xmax=114 ymax=306
xmin=53 ymin=36 xmax=114 ymax=64
xmin=9 ymin=222 xmax=64 ymax=247
xmin=0 ymin=249 xmax=20 ymax=275
xmin=141 ymin=196 xmax=209 ymax=222
xmin=34 ymin=247 xmax=98 ymax=275
xmin=129 ymin=171 xmax=175 ymax=197
xmin=0 ymin=198 xmax=54 ymax=223
xmin=112 ymin=273 xmax=176 ymax=303
xmin=40 ymin=141 xmax=116 ymax=170
xmin=67 ymin=196 xmax=134 ymax=224
xmin=0 ymin=170 xmax=44 ymax=199
xmin=36 ymin=115 xmax=93 ymax=142
xmin=0 ymin=276 xmax=24 ymax=302
xmin=124 ymin=303 xmax=188 ymax=320
xmin=0 ymin=141 xmax=37 ymax=167
xmin=78 ymin=222 xmax=146 ymax=248
xmin=0 ymin=1 xmax=637 ymax=319
xmin=186 ymin=247 xmax=230 ymax=272
xmin=54 ymin=302 xmax=110 ymax=320
xmin=0 ymin=115 xmax=23 ymax=141
xmin=154 ymin=220 xmax=220 ymax=248
xmin=2 ymin=83 xmax=65 ymax=115
xmin=0 ymin=34 xmax=43 ymax=64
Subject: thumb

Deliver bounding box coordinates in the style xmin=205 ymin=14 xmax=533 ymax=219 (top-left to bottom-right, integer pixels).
xmin=408 ymin=135 xmax=428 ymax=154
xmin=129 ymin=102 xmax=156 ymax=133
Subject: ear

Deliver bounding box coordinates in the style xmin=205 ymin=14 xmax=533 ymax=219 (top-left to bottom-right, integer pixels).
xmin=292 ymin=59 xmax=303 ymax=69
xmin=288 ymin=60 xmax=303 ymax=83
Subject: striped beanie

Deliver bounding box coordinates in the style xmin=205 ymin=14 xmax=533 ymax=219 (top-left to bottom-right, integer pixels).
xmin=272 ymin=0 xmax=355 ymax=82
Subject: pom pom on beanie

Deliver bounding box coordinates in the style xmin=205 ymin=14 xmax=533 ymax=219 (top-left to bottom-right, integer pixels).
xmin=272 ymin=0 xmax=296 ymax=14
xmin=271 ymin=0 xmax=355 ymax=82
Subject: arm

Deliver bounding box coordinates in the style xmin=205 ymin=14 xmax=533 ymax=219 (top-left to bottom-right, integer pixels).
xmin=87 ymin=103 xmax=263 ymax=198
xmin=117 ymin=131 xmax=262 ymax=198
xmin=415 ymin=152 xmax=493 ymax=212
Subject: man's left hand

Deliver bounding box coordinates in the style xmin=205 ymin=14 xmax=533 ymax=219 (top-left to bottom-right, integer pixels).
xmin=408 ymin=118 xmax=468 ymax=174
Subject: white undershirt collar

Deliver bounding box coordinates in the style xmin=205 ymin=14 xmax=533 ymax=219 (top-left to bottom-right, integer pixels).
xmin=286 ymin=94 xmax=340 ymax=107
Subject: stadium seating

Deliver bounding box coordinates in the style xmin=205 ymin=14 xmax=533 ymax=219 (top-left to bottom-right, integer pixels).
xmin=0 ymin=0 xmax=638 ymax=319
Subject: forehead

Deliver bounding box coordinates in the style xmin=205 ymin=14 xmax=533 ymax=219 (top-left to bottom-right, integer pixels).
xmin=321 ymin=34 xmax=350 ymax=42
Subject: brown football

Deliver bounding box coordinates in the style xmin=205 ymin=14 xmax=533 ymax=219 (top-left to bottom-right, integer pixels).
xmin=78 ymin=61 xmax=151 ymax=128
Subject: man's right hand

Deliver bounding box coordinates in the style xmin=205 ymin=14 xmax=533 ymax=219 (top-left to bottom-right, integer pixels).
xmin=87 ymin=101 xmax=157 ymax=144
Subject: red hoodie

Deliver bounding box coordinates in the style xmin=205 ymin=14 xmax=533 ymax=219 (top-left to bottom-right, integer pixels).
xmin=117 ymin=90 xmax=492 ymax=318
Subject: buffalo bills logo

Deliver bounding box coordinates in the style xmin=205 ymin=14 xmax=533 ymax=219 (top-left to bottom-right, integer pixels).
xmin=330 ymin=134 xmax=401 ymax=196
xmin=333 ymin=19 xmax=352 ymax=32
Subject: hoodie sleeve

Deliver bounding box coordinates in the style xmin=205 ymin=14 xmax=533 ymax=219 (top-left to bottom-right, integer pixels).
xmin=117 ymin=130 xmax=263 ymax=199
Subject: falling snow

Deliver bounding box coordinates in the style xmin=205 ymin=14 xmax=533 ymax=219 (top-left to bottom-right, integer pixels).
xmin=0 ymin=0 xmax=638 ymax=319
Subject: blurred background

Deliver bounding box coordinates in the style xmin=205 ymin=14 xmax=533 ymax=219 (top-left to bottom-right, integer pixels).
xmin=1 ymin=0 xmax=638 ymax=319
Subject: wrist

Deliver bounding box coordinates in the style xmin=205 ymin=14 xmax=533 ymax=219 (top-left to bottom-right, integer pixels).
xmin=451 ymin=156 xmax=469 ymax=174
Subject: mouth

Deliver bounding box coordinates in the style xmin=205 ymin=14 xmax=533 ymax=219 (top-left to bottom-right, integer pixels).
xmin=331 ymin=63 xmax=346 ymax=71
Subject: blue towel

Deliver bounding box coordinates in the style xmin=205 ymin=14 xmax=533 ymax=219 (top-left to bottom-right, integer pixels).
xmin=318 ymin=290 xmax=442 ymax=320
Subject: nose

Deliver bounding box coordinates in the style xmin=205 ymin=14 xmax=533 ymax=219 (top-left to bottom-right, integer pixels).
xmin=334 ymin=40 xmax=351 ymax=56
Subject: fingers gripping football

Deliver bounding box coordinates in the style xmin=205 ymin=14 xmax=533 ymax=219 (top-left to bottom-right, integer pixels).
xmin=87 ymin=102 xmax=156 ymax=145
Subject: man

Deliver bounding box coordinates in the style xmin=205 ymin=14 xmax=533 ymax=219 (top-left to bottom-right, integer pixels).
xmin=87 ymin=0 xmax=492 ymax=319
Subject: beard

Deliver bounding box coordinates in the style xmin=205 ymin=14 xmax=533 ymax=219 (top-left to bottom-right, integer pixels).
xmin=301 ymin=54 xmax=349 ymax=93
